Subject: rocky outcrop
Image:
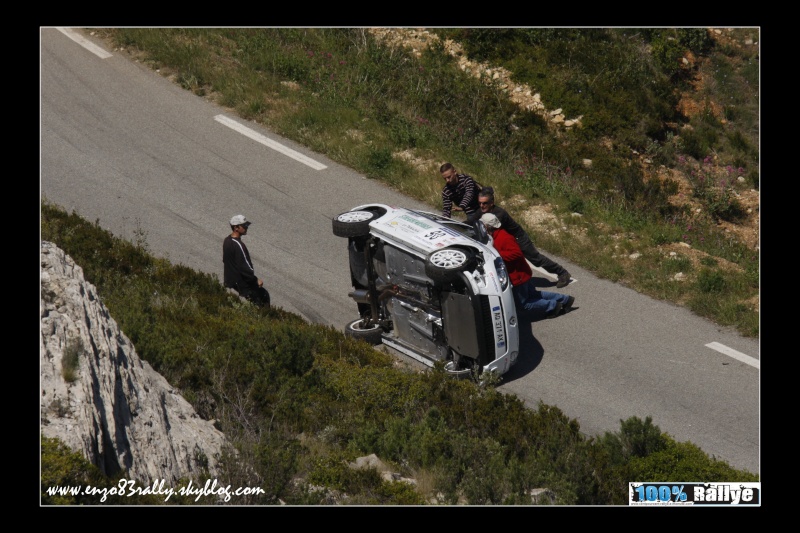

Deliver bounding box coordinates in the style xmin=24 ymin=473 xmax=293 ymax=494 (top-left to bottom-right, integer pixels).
xmin=40 ymin=241 xmax=228 ymax=484
xmin=368 ymin=28 xmax=583 ymax=132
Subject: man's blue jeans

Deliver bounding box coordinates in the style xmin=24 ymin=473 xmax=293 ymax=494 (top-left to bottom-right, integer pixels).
xmin=513 ymin=280 xmax=569 ymax=317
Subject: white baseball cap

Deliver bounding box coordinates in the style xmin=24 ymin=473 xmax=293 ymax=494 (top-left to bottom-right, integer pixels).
xmin=230 ymin=214 xmax=251 ymax=227
xmin=480 ymin=213 xmax=501 ymax=229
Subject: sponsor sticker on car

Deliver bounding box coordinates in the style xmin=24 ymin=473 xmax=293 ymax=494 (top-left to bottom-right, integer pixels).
xmin=381 ymin=214 xmax=464 ymax=249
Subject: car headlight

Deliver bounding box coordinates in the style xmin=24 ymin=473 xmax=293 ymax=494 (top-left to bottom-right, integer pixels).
xmin=494 ymin=257 xmax=509 ymax=291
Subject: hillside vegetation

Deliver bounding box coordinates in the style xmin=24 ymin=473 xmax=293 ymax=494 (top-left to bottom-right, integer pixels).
xmin=41 ymin=203 xmax=758 ymax=505
xmin=90 ymin=27 xmax=760 ymax=337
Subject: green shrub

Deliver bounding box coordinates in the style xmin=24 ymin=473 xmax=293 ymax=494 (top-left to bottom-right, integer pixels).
xmin=48 ymin=398 xmax=70 ymax=418
xmin=700 ymin=256 xmax=718 ymax=267
xmin=41 ymin=436 xmax=165 ymax=505
xmin=661 ymin=255 xmax=692 ymax=274
xmin=697 ymin=268 xmax=726 ymax=293
xmin=597 ymin=416 xmax=668 ymax=467
xmin=376 ymin=479 xmax=427 ymax=505
xmin=650 ymin=34 xmax=686 ymax=78
xmin=627 ymin=438 xmax=758 ymax=482
xmin=676 ymin=28 xmax=714 ymax=54
xmin=307 ymin=452 xmax=386 ymax=501
xmin=61 ymin=338 xmax=83 ymax=383
xmin=680 ymin=129 xmax=708 ymax=161
xmin=365 ymin=146 xmax=394 ymax=175
xmin=42 ymin=436 xmax=108 ymax=505
xmin=702 ymin=188 xmax=746 ymax=223
xmin=457 ymin=439 xmax=512 ymax=504
xmin=661 ymin=177 xmax=680 ymax=195
xmin=306 ymin=454 xmax=350 ymax=492
xmin=726 ymin=129 xmax=753 ymax=154
xmin=746 ymin=168 xmax=759 ymax=190
xmin=567 ymin=196 xmax=585 ymax=214
xmin=651 ymin=231 xmax=676 ymax=246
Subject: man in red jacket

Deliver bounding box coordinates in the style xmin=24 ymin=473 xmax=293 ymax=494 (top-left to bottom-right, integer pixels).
xmin=478 ymin=187 xmax=572 ymax=288
xmin=481 ymin=213 xmax=573 ymax=318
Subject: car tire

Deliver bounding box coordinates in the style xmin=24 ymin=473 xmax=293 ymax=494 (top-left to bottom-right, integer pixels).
xmin=332 ymin=209 xmax=385 ymax=238
xmin=425 ymin=247 xmax=477 ymax=283
xmin=444 ymin=360 xmax=480 ymax=379
xmin=345 ymin=318 xmax=384 ymax=345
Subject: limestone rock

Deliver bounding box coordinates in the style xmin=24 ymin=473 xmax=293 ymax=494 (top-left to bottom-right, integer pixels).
xmin=40 ymin=241 xmax=228 ymax=484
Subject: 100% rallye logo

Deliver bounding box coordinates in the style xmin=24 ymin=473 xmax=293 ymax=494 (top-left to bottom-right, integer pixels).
xmin=629 ymin=482 xmax=760 ymax=506
xmin=631 ymin=484 xmax=689 ymax=504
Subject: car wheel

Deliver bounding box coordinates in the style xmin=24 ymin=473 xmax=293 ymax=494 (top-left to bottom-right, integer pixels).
xmin=345 ymin=318 xmax=384 ymax=345
xmin=332 ymin=209 xmax=385 ymax=238
xmin=444 ymin=360 xmax=480 ymax=379
xmin=425 ymin=247 xmax=477 ymax=283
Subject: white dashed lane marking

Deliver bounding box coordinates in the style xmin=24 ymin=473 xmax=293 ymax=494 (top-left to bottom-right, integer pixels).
xmin=56 ymin=28 xmax=112 ymax=59
xmin=214 ymin=115 xmax=327 ymax=170
xmin=705 ymin=342 xmax=759 ymax=369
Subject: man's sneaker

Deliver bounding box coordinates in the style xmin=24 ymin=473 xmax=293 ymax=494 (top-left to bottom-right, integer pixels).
xmin=546 ymin=301 xmax=563 ymax=318
xmin=563 ymin=295 xmax=575 ymax=312
xmin=556 ymin=272 xmax=571 ymax=288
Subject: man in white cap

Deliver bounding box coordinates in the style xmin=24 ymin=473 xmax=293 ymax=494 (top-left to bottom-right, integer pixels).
xmin=481 ymin=212 xmax=573 ymax=318
xmin=478 ymin=187 xmax=572 ymax=288
xmin=223 ymin=214 xmax=270 ymax=307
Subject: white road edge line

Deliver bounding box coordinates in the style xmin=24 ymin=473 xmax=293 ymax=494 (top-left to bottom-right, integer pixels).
xmin=214 ymin=115 xmax=327 ymax=170
xmin=705 ymin=342 xmax=759 ymax=369
xmin=55 ymin=28 xmax=113 ymax=59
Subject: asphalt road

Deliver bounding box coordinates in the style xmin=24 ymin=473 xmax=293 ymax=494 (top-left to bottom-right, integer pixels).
xmin=40 ymin=28 xmax=760 ymax=475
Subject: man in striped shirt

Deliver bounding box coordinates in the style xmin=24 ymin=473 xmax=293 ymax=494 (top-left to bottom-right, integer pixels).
xmin=440 ymin=162 xmax=481 ymax=222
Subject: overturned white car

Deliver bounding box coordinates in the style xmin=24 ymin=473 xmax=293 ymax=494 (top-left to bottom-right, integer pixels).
xmin=332 ymin=204 xmax=520 ymax=377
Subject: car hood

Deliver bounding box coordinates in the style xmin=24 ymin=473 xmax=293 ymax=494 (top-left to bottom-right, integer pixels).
xmin=363 ymin=205 xmax=486 ymax=257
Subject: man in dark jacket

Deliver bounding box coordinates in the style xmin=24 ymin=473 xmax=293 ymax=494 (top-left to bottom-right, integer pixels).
xmin=223 ymin=214 xmax=270 ymax=307
xmin=440 ymin=162 xmax=481 ymax=222
xmin=478 ymin=187 xmax=572 ymax=288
